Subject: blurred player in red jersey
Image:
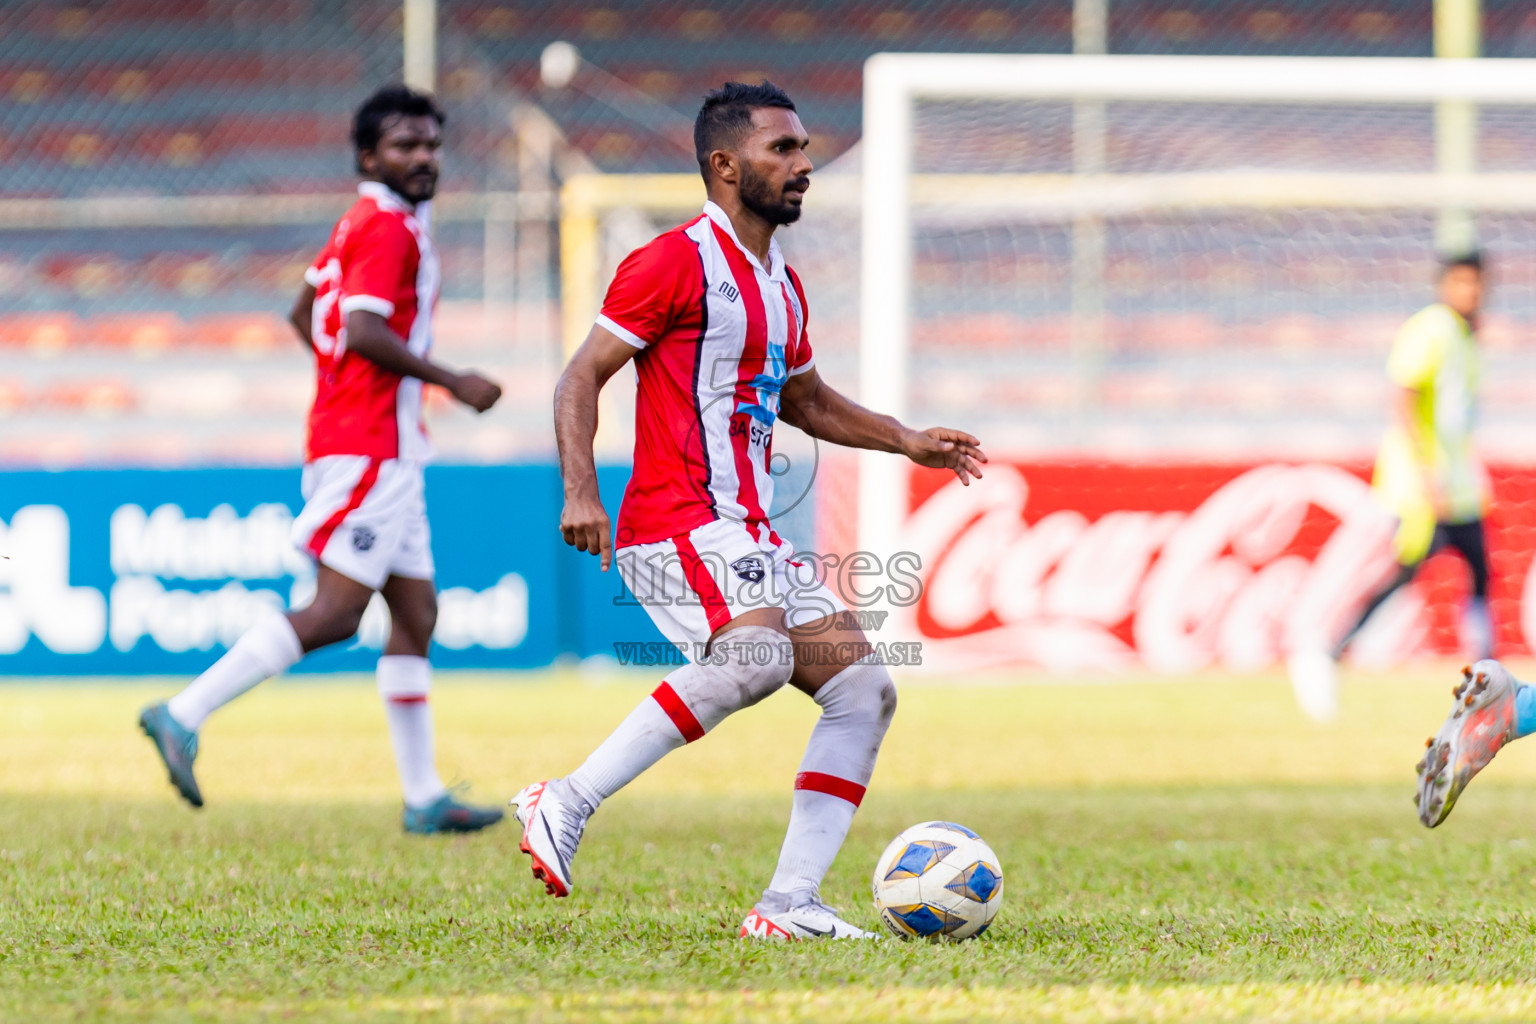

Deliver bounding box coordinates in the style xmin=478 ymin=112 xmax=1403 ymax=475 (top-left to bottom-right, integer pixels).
xmin=139 ymin=85 xmax=505 ymax=835
xmin=510 ymin=82 xmax=987 ymax=939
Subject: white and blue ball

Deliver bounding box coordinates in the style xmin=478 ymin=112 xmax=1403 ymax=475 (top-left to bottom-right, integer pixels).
xmin=871 ymin=821 xmax=1003 ymax=941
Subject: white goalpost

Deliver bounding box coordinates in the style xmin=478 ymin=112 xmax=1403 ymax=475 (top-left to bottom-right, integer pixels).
xmin=858 ymin=53 xmax=1536 ymax=566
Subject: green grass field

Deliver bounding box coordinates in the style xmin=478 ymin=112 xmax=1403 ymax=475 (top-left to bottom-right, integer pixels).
xmin=9 ymin=663 xmax=1536 ymax=1022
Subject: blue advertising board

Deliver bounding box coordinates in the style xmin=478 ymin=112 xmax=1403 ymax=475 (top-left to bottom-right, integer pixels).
xmin=0 ymin=465 xmax=665 ymax=675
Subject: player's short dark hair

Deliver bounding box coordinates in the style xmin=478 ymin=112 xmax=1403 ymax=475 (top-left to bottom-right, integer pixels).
xmin=694 ymin=81 xmax=796 ymax=182
xmin=1440 ymin=249 xmax=1485 ymax=276
xmin=351 ymin=84 xmax=445 ymax=172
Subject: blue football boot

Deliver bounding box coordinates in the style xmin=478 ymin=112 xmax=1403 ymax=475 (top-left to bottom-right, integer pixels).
xmin=138 ymin=702 xmax=203 ymax=809
xmin=402 ymin=787 xmax=505 ymax=835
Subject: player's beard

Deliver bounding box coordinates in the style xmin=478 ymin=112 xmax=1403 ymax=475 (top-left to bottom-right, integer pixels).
xmin=383 ymin=168 xmax=438 ymax=204
xmin=401 ymin=171 xmax=438 ymax=203
xmin=739 ymin=163 xmax=806 ymax=226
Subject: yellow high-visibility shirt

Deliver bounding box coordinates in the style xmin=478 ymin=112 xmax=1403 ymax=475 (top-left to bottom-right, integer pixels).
xmin=1371 ymin=303 xmax=1485 ymax=546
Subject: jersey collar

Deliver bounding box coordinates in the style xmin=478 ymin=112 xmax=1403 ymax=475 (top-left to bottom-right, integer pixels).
xmin=702 ymin=200 xmax=783 ymax=277
xmin=358 ymin=180 xmax=433 ymax=228
xmin=359 ymin=180 xmax=416 ymax=213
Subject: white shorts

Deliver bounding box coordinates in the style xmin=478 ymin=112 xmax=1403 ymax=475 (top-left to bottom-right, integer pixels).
xmin=615 ymin=518 xmax=846 ymax=662
xmin=290 ymin=455 xmax=434 ymax=590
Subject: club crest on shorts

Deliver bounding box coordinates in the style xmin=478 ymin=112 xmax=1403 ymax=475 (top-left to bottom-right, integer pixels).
xmin=352 ymin=525 xmax=376 ymax=552
xmin=730 ymin=555 xmax=765 ymax=583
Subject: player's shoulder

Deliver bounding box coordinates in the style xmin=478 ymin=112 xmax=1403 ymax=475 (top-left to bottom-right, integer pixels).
xmin=335 ymin=194 xmax=416 ymax=250
xmin=785 ymin=261 xmax=807 ymax=298
xmin=635 ymin=216 xmax=710 ymax=261
xmin=616 ymin=217 xmax=709 ymax=283
xmin=1403 ymin=302 xmax=1461 ymax=335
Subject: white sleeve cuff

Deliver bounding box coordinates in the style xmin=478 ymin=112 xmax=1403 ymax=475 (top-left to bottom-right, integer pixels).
xmin=303 ymin=266 xmax=323 ymax=286
xmin=340 ymin=294 xmax=396 ymax=318
xmin=596 ymin=313 xmax=648 ymax=349
xmin=788 ymin=356 xmax=816 ymax=376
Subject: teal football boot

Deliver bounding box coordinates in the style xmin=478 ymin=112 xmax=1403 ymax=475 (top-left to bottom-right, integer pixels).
xmin=138 ymin=702 xmax=203 ymax=808
xmin=402 ymin=787 xmax=504 ymax=835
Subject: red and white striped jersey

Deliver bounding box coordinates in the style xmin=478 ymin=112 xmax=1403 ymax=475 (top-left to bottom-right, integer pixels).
xmin=597 ymin=201 xmax=816 ymax=548
xmin=304 ymin=181 xmax=439 ymax=463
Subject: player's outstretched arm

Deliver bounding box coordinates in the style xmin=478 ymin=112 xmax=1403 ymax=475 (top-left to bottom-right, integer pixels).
xmin=288 ymin=283 xmax=316 ymax=349
xmin=343 ymin=310 xmax=501 ymax=413
xmin=780 ymin=366 xmax=986 ymax=486
xmin=554 ymin=326 xmax=641 ymax=570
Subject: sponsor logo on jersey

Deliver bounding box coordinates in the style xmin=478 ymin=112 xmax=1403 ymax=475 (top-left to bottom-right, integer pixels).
xmin=717 ymin=280 xmax=740 ymax=303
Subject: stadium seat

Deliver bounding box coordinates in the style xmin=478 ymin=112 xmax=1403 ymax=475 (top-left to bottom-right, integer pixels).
xmin=44 ymin=378 xmax=136 ymax=414
xmin=0 ymin=313 xmax=80 ymax=356
xmin=84 ymin=313 xmax=188 ymax=355
xmin=187 ymin=313 xmax=292 ymax=355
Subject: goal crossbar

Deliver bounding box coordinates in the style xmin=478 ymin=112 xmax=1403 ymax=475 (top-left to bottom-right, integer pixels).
xmin=857 ymin=53 xmax=1536 ymax=566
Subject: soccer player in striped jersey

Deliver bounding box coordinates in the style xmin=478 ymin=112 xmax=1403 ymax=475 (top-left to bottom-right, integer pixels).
xmin=138 ymin=85 xmax=505 ymax=835
xmin=511 ymin=81 xmax=987 ymax=939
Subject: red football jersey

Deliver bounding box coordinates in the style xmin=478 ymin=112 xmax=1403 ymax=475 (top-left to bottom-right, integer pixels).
xmin=304 ymin=181 xmax=439 ymax=462
xmin=597 ymin=202 xmax=816 ymax=547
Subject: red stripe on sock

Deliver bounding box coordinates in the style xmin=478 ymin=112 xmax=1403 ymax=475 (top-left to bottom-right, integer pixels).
xmin=387 ymin=695 xmax=428 ymax=704
xmin=652 ymin=681 xmax=705 ymax=743
xmin=795 ymin=771 xmax=866 ymax=807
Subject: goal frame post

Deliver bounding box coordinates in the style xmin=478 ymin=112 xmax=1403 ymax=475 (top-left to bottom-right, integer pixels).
xmin=858 ymin=52 xmax=1536 ymax=563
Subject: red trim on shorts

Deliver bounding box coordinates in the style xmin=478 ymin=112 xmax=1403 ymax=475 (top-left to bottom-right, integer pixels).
xmin=795 ymin=771 xmax=866 ymax=807
xmin=673 ymin=532 xmax=732 ymax=632
xmin=306 ymin=457 xmax=382 ymax=559
xmin=652 ymin=681 xmax=705 ymax=743
xmin=386 ymin=695 xmax=428 ymax=704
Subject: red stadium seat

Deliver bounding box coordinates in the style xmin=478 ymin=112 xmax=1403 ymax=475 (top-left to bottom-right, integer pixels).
xmin=187 ymin=313 xmax=294 ymax=355
xmin=0 ymin=377 xmax=26 ymax=413
xmin=44 ymin=378 xmax=136 ymax=414
xmin=84 ymin=313 xmax=188 ymax=355
xmin=0 ymin=313 xmax=80 ymax=355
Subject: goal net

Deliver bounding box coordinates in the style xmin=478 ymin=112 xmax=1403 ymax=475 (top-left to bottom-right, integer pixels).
xmin=567 ymin=55 xmax=1536 ymax=670
xmin=851 ymin=55 xmax=1536 ymax=549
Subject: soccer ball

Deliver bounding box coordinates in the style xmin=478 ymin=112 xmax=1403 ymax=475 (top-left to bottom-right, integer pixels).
xmin=871 ymin=821 xmax=1003 ymax=941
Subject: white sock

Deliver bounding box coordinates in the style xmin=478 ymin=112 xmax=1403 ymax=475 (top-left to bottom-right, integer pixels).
xmin=767 ymin=662 xmax=897 ymax=899
xmin=378 ymin=655 xmax=447 ymax=809
xmin=564 ymin=688 xmax=687 ymax=807
xmin=1464 ymin=597 xmax=1494 ymax=661
xmin=565 ymin=626 xmax=794 ymax=808
xmin=166 ymin=612 xmax=303 ymax=731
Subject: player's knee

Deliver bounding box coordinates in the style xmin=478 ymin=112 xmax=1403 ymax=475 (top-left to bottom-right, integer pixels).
xmin=708 ymin=624 xmax=795 ymax=707
xmin=876 ymin=672 xmax=898 ymax=727
xmin=290 ymin=595 xmax=368 ymax=650
xmin=320 ymin=605 xmax=367 ymax=648
xmin=391 ymin=594 xmax=437 ymax=650
xmin=818 ymin=661 xmax=897 ymax=733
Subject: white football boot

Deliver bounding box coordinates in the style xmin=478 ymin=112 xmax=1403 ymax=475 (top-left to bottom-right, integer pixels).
xmin=510 ymin=779 xmax=590 ymax=897
xmin=740 ymin=894 xmax=879 ymax=941
xmin=1417 ymin=660 xmax=1521 ymax=828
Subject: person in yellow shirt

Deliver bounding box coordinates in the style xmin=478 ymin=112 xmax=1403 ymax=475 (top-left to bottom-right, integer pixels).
xmin=1289 ymin=252 xmax=1491 ymax=721
xmin=1342 ymin=251 xmax=1491 ymax=655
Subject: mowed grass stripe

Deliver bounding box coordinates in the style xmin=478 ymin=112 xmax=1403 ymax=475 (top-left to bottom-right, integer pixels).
xmin=24 ymin=984 xmax=1536 ymax=1024
xmin=7 ymin=662 xmax=1536 ymax=801
xmin=7 ymin=668 xmax=1536 ymax=1022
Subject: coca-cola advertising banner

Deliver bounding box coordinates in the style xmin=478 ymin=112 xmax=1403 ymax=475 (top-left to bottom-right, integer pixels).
xmin=892 ymin=461 xmax=1536 ymax=674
